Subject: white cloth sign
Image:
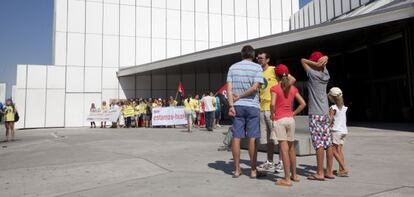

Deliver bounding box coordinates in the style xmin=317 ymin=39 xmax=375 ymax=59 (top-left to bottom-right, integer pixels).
xmin=152 ymin=107 xmax=187 ymax=126
xmin=86 ymin=109 xmax=121 ymax=122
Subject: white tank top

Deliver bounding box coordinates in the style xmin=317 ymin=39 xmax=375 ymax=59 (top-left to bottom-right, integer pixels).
xmin=331 ymin=105 xmax=348 ymax=134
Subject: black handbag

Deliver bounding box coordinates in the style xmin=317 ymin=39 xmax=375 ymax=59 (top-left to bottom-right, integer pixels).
xmin=14 ymin=112 xmax=20 ymax=122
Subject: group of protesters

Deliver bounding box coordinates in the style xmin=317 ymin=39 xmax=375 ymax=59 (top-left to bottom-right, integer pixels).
xmin=89 ymin=93 xmax=225 ymax=131
xmin=227 ymin=45 xmax=349 ymax=187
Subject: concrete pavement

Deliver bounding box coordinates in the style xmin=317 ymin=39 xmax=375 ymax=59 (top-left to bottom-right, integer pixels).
xmin=0 ymin=124 xmax=413 ymax=197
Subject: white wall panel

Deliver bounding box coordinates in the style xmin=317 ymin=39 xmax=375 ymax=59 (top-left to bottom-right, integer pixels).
xmin=167 ymin=0 xmax=180 ymax=10
xmin=247 ymin=17 xmax=259 ymax=39
xmin=235 ymin=16 xmax=247 ymax=42
xmin=103 ymin=3 xmax=119 ymax=35
xmin=260 ymin=18 xmax=271 ymax=36
xmin=66 ymin=66 xmax=84 ymax=92
xmin=320 ymin=0 xmax=327 ymax=22
xmin=14 ymin=89 xmax=26 ymax=129
xmin=259 ymin=0 xmax=271 ymax=19
xmin=120 ymin=5 xmax=135 ymax=36
xmin=67 ymin=33 xmax=85 ymax=66
xmin=136 ymin=7 xmax=151 ymax=37
xmin=167 ymin=10 xmax=180 ymax=39
xmin=235 ymin=0 xmax=247 ymax=16
xmin=282 ymin=0 xmax=292 ymax=21
xmin=151 ymin=38 xmax=166 ymax=61
xmin=16 ymin=65 xmax=27 ymax=89
xmin=136 ymin=0 xmax=150 ymax=7
xmin=222 ymin=15 xmax=234 ymax=44
xmin=103 ymin=35 xmax=119 ymax=67
xmin=120 ymin=36 xmax=135 ymax=67
xmin=54 ymin=32 xmax=67 ymax=66
xmin=25 ymin=89 xmax=46 ymax=128
xmin=351 ymin=0 xmax=361 ymax=9
xmin=136 ymin=37 xmax=151 ymax=65
xmin=86 ymin=1 xmax=103 ymax=34
xmin=152 ymin=8 xmax=166 ymax=38
xmin=361 ymin=0 xmax=370 ymax=4
xmin=196 ymin=41 xmax=208 ymax=51
xmin=309 ymin=2 xmax=315 ymax=26
xmin=65 ymin=93 xmax=84 ymax=127
xmin=195 ymin=13 xmax=208 ymax=41
xmin=47 ymin=66 xmax=66 ymax=89
xmin=167 ymin=39 xmax=181 ymax=58
xmin=83 ymin=93 xmax=101 ymax=126
xmin=271 ymin=19 xmax=282 ymax=34
xmin=68 ymin=0 xmax=85 ymax=33
xmin=209 ymin=0 xmax=221 ymax=14
xmin=181 ymin=0 xmax=194 ymax=11
xmin=120 ymin=0 xmax=135 ymax=5
xmin=271 ymin=0 xmax=282 ymax=19
xmin=45 ymin=89 xmax=65 ymax=127
xmin=102 ymin=89 xmax=118 ymax=102
xmin=85 ymin=34 xmax=102 ymax=67
xmin=195 ymin=0 xmax=208 ymax=12
xmin=27 ymin=65 xmax=47 ymax=89
xmin=304 ymin=5 xmax=309 ymax=27
xmin=314 ymin=0 xmax=321 ymax=24
xmin=105 ymin=0 xmax=119 ymax=4
xmin=181 ymin=40 xmax=195 ymax=55
xmin=292 ymin=0 xmax=300 ymax=12
xmin=327 ymin=0 xmax=335 ymax=19
xmin=247 ymin=0 xmax=259 ymax=18
xmin=85 ymin=67 xmax=102 ymax=92
xmin=102 ymin=67 xmax=119 ymax=89
xmin=334 ymin=0 xmax=342 ymax=17
xmin=152 ymin=0 xmax=166 ymax=9
xmin=55 ymin=0 xmax=68 ymax=32
xmin=222 ymin=0 xmax=234 ymax=15
xmin=209 ymin=14 xmax=222 ymax=42
xmin=342 ymin=0 xmax=351 ymax=13
xmin=181 ymin=11 xmax=194 ymax=40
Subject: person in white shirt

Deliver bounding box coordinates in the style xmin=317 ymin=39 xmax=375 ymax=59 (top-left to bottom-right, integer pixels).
xmin=201 ymin=92 xmax=216 ymax=131
xmin=328 ymin=87 xmax=349 ymax=177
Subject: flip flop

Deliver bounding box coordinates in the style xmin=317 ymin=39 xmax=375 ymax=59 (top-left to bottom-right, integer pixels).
xmin=307 ymin=175 xmax=325 ymax=181
xmin=291 ymin=176 xmax=300 ymax=182
xmin=250 ymin=171 xmax=267 ymax=179
xmin=232 ymin=171 xmax=243 ymax=178
xmin=336 ymin=171 xmax=349 ymax=177
xmin=325 ymin=175 xmax=335 ymax=179
xmin=275 ymin=179 xmax=293 ymax=187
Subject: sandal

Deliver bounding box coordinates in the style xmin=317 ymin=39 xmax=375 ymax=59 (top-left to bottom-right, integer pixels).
xmin=307 ymin=175 xmax=325 ymax=181
xmin=324 ymin=175 xmax=335 ymax=179
xmin=336 ymin=170 xmax=349 ymax=177
xmin=275 ymin=179 xmax=293 ymax=187
xmin=232 ymin=171 xmax=243 ymax=178
xmin=291 ymin=176 xmax=300 ymax=182
xmin=250 ymin=171 xmax=267 ymax=179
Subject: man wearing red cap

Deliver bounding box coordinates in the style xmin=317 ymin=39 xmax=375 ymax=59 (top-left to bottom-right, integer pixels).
xmin=301 ymin=51 xmax=335 ymax=181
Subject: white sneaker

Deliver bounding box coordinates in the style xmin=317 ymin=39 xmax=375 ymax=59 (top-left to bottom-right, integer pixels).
xmin=275 ymin=161 xmax=284 ymax=173
xmin=258 ymin=160 xmax=275 ymax=172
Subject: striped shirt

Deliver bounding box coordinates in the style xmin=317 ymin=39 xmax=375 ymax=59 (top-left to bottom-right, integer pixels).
xmin=227 ymin=60 xmax=263 ymax=108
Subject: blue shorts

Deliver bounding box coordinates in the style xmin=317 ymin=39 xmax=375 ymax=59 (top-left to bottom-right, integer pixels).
xmin=232 ymin=106 xmax=260 ymax=139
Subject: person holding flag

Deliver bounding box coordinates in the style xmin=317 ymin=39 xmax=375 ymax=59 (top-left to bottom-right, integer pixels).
xmin=176 ymin=82 xmax=185 ymax=102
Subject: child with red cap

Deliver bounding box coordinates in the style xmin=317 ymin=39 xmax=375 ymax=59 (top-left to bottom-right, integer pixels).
xmin=301 ymin=51 xmax=335 ymax=181
xmin=270 ymin=64 xmax=306 ymax=186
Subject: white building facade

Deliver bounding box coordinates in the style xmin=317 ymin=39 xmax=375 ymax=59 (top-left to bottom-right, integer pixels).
xmin=15 ymin=0 xmax=299 ymax=128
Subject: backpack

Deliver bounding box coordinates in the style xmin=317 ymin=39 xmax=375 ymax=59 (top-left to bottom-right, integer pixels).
xmin=14 ymin=112 xmax=20 ymax=122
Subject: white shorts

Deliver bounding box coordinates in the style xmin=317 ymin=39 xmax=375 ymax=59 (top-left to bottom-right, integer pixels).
xmin=260 ymin=111 xmax=277 ymax=145
xmin=332 ymin=131 xmax=346 ymax=145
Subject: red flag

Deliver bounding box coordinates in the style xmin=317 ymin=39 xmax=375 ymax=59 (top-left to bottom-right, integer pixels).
xmin=177 ymin=82 xmax=185 ymax=97
xmin=216 ymin=83 xmax=228 ymax=99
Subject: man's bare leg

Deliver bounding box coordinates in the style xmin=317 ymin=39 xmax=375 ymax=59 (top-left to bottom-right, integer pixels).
xmin=248 ymin=138 xmax=258 ymax=177
xmin=232 ymin=138 xmax=242 ymax=176
xmin=315 ymin=147 xmax=325 ymax=178
xmin=326 ymin=146 xmax=334 ymax=177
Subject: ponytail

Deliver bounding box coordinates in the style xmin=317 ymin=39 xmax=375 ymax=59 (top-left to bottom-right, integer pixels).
xmin=280 ymin=74 xmax=291 ymax=98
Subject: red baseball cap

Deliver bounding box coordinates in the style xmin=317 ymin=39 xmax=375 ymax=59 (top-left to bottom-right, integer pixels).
xmin=275 ymin=64 xmax=289 ymax=76
xmin=309 ymin=51 xmax=324 ymax=62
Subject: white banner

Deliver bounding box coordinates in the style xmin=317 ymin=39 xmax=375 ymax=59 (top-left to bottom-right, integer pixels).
xmin=152 ymin=107 xmax=187 ymax=126
xmin=86 ymin=109 xmax=121 ymax=122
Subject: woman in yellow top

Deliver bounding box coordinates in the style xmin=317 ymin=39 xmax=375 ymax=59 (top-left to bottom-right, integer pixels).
xmin=3 ymin=99 xmax=17 ymax=141
xmin=122 ymin=102 xmax=135 ymax=128
xmin=183 ymin=96 xmax=194 ymax=132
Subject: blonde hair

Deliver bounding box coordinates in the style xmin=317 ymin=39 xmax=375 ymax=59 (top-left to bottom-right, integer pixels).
xmin=279 ymin=74 xmax=291 ymax=98
xmin=329 ymin=95 xmax=344 ymax=109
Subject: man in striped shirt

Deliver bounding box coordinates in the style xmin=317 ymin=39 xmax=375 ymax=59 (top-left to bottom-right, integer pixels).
xmin=227 ymin=45 xmax=264 ymax=178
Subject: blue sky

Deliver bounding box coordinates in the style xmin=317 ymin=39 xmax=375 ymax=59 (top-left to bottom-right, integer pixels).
xmin=0 ymin=0 xmax=311 ymax=99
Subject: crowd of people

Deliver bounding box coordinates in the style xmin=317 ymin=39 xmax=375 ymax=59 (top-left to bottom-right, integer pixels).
xmin=227 ymin=45 xmax=349 ymax=187
xmin=89 ymin=93 xmax=225 ymax=132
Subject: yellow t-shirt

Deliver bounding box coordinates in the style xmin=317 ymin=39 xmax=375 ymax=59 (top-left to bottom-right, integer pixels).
xmin=183 ymin=99 xmax=192 ymax=110
xmin=260 ymin=65 xmax=278 ymax=111
xmin=190 ymin=99 xmax=200 ymax=112
xmin=4 ymin=106 xmax=15 ymax=122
